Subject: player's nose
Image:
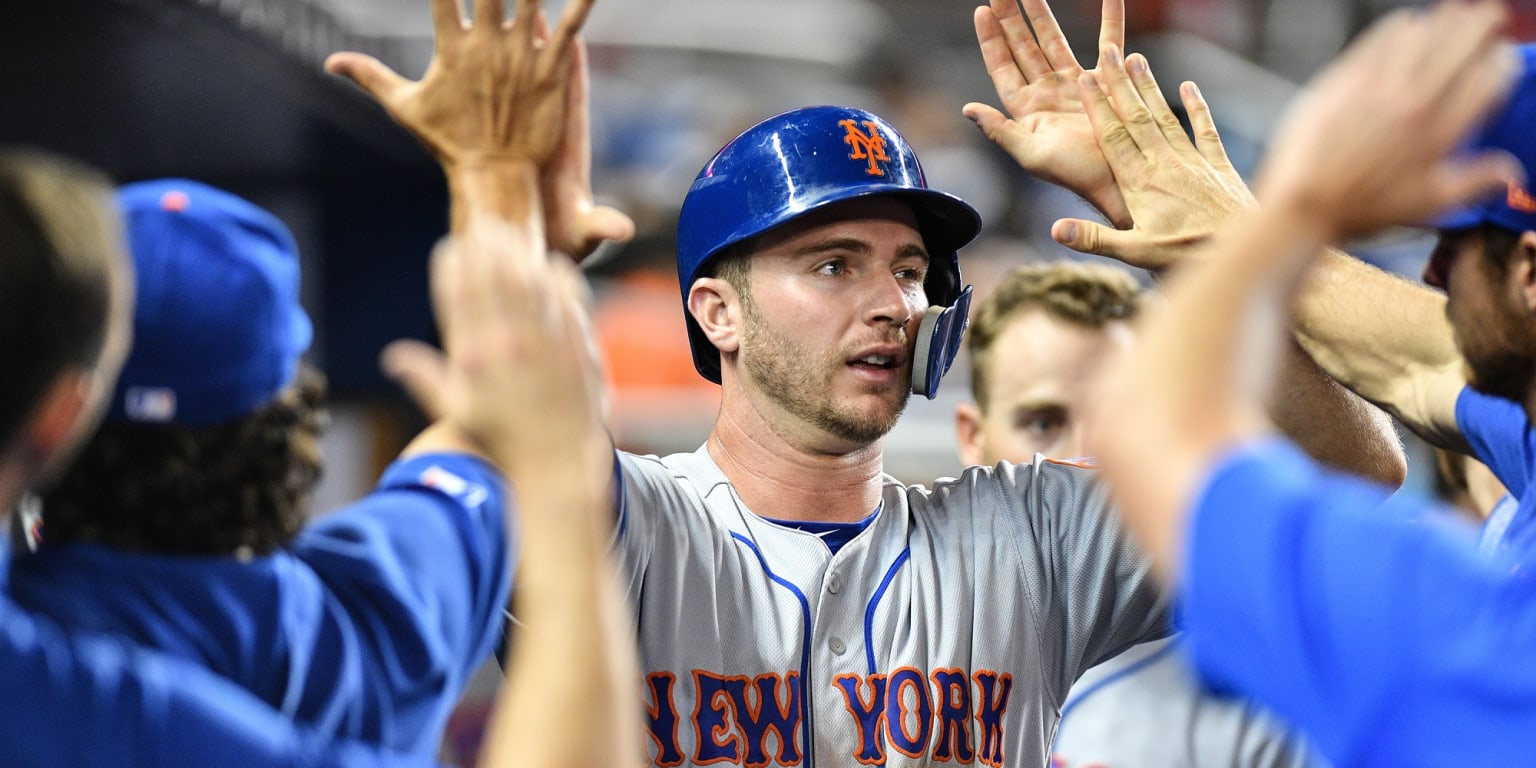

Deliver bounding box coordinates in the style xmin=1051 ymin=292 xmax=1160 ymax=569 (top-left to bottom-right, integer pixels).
xmin=862 ymin=273 xmax=916 ymax=328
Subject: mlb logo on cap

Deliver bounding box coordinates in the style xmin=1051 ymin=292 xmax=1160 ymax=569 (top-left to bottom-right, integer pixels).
xmin=123 ymin=387 xmax=177 ymax=422
xmin=109 ymin=179 xmax=313 ymax=426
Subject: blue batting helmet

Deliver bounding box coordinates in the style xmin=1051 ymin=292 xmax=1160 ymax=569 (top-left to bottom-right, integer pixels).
xmin=676 ymin=105 xmax=983 ymax=388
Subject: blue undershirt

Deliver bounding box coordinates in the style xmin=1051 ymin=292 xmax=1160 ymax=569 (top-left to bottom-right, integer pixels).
xmin=764 ymin=505 xmax=880 ymax=555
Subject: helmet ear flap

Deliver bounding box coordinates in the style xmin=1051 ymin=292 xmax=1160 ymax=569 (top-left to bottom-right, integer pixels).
xmin=911 ymin=285 xmax=972 ymax=399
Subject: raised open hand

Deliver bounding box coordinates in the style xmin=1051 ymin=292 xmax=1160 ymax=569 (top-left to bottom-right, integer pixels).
xmin=964 ymin=0 xmax=1132 ymax=227
xmin=1254 ymin=1 xmax=1518 ymax=241
xmin=543 ymin=39 xmax=635 ymax=260
xmin=325 ymin=0 xmax=594 ymax=172
xmin=1053 ymin=46 xmax=1257 ymax=271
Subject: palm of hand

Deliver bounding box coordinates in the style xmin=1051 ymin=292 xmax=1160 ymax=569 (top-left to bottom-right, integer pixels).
xmin=1003 ymin=74 xmax=1131 ymax=227
xmin=396 ymin=42 xmax=567 ymax=169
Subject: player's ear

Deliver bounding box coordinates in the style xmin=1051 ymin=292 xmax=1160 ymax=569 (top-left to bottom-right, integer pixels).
xmin=955 ymin=401 xmax=986 ymax=467
xmin=688 ymin=277 xmax=743 ymax=355
xmin=1514 ymin=230 xmax=1536 ymax=316
xmin=9 ymin=369 xmax=95 ymax=477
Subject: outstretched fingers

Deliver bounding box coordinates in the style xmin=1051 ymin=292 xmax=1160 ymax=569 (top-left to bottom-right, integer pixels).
xmin=1428 ymin=152 xmax=1526 ymax=217
xmin=474 ymin=0 xmax=508 ymax=32
xmin=547 ymin=0 xmax=595 ymax=64
xmin=1179 ymin=80 xmax=1233 ymax=170
xmin=431 ymin=0 xmax=466 ymax=40
xmin=1123 ymin=53 xmax=1193 ymax=156
xmin=1078 ymin=67 xmax=1145 ymax=175
xmin=988 ymin=0 xmax=1054 ymax=81
xmin=1097 ymin=0 xmax=1126 ymax=60
xmin=1051 ymin=216 xmax=1135 ymax=259
xmin=1020 ymin=0 xmax=1082 ymax=71
xmin=1097 ymin=44 xmax=1168 ymax=155
xmin=1434 ymin=43 xmax=1521 ymax=153
xmin=975 ymin=6 xmax=1036 ymax=98
xmin=381 ymin=340 xmax=450 ymax=420
xmin=323 ymin=52 xmax=410 ymax=106
xmin=507 ymin=0 xmax=539 ymax=48
xmin=1414 ymin=0 xmax=1510 ymax=105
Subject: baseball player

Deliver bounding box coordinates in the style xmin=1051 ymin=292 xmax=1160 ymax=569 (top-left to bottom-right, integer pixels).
xmin=389 ymin=213 xmax=643 ymax=768
xmin=10 ymin=177 xmax=511 ymax=757
xmin=328 ymin=0 xmax=1406 ymax=765
xmin=6 ymin=0 xmax=607 ymax=759
xmin=957 ymin=261 xmax=1319 ymax=768
xmin=0 ymin=157 xmax=632 ymax=768
xmin=1059 ymin=3 xmax=1536 ymax=764
xmin=0 ymin=149 xmax=449 ymax=767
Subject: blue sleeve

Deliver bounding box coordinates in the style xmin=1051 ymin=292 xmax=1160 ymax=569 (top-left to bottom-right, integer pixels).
xmin=1456 ymin=386 xmax=1536 ymax=497
xmin=291 ymin=452 xmax=513 ymax=747
xmin=1180 ymin=438 xmax=1536 ymax=767
xmin=0 ymin=596 xmax=430 ymax=767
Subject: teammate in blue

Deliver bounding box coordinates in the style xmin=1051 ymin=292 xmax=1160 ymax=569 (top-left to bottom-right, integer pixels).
xmin=11 ymin=176 xmax=511 ymax=756
xmin=330 ymin=0 xmax=1407 ymax=765
xmin=0 ymin=147 xmax=634 ymax=768
xmin=8 ymin=0 xmax=608 ymax=757
xmin=0 ymin=148 xmax=436 ymax=767
xmin=1024 ymin=1 xmax=1536 ymax=763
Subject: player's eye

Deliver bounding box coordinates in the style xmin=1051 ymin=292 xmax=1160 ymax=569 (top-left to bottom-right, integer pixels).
xmin=1013 ymin=406 xmax=1068 ymax=444
xmin=815 ymin=259 xmax=847 ymax=276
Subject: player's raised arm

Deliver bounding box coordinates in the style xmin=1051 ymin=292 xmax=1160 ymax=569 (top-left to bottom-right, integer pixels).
xmin=387 ymin=219 xmax=639 ymax=768
xmin=1091 ymin=0 xmax=1517 ymax=579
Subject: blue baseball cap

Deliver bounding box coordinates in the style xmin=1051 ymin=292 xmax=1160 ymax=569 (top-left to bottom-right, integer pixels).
xmin=1435 ymin=43 xmax=1536 ymax=234
xmin=109 ymin=179 xmax=313 ymax=426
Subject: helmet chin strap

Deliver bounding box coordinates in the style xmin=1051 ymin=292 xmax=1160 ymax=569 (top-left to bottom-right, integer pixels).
xmin=910 ymin=285 xmax=973 ymax=400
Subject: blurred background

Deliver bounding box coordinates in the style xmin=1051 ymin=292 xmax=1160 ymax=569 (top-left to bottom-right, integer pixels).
xmin=4 ymin=0 xmax=1532 ymax=760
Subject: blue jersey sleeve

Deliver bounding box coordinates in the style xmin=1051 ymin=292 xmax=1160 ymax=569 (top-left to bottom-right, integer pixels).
xmin=0 ymin=595 xmax=431 ymax=768
xmin=290 ymin=452 xmax=513 ymax=749
xmin=1456 ymin=386 xmax=1536 ymax=497
xmin=1179 ymin=438 xmax=1536 ymax=766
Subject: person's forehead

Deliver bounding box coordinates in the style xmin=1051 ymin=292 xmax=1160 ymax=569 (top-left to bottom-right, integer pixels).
xmin=986 ymin=310 xmax=1123 ymax=393
xmin=754 ymin=196 xmax=923 ymax=249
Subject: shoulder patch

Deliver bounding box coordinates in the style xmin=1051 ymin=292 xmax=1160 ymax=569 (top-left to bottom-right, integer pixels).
xmin=419 ymin=464 xmax=490 ymax=507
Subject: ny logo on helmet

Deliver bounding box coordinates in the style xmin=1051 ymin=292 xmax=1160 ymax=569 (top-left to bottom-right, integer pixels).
xmin=840 ymin=119 xmax=890 ymax=177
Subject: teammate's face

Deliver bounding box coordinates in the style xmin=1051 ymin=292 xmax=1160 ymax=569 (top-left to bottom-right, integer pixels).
xmin=956 ymin=309 xmax=1134 ymax=465
xmin=1425 ymin=228 xmax=1536 ymax=403
xmin=735 ymin=198 xmax=929 ymax=446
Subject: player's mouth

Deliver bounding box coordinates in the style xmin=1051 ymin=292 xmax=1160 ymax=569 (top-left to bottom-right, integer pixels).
xmin=846 ymin=344 xmax=907 ymax=383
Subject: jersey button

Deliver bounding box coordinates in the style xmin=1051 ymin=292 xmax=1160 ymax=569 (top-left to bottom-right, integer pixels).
xmin=828 ymin=573 xmax=843 ymax=594
xmin=829 ymin=638 xmax=847 ymax=655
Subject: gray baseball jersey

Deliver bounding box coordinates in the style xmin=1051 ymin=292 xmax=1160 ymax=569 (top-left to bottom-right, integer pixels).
xmin=1052 ymin=636 xmax=1323 ymax=768
xmin=617 ymin=446 xmax=1169 ymax=767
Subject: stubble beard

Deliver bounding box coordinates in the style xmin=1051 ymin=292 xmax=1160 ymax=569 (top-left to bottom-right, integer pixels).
xmin=739 ymin=303 xmax=910 ymax=445
xmin=1465 ymin=344 xmax=1536 ymax=405
xmin=1454 ymin=295 xmax=1536 ymax=405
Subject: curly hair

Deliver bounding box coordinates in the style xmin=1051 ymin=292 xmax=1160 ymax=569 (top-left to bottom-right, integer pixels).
xmin=40 ymin=364 xmax=329 ymax=556
xmin=967 ymin=261 xmax=1143 ymax=410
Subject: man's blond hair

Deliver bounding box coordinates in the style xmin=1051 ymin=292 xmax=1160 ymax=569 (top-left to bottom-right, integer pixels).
xmin=967 ymin=261 xmax=1143 ymax=410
